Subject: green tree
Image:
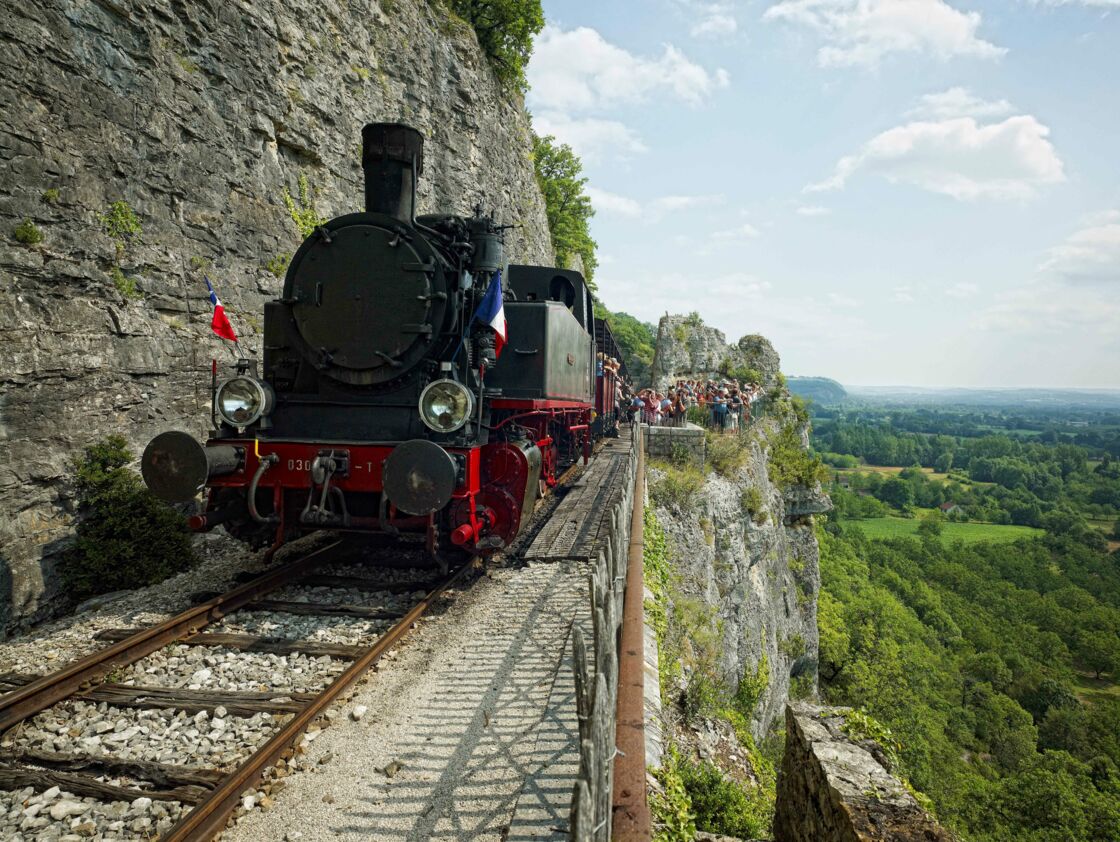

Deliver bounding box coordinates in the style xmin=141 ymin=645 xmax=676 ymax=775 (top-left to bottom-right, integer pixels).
xmin=531 ymin=133 xmax=598 ymax=283
xmin=934 ymin=452 xmax=953 ymax=473
xmin=879 ymin=477 xmax=914 ymax=510
xmin=446 ymin=0 xmax=544 ymax=87
xmin=916 ymin=511 xmax=945 ymax=540
xmin=595 ymin=305 xmax=655 ymax=384
xmin=1076 ymin=631 xmax=1118 ymax=680
xmin=817 ymin=591 xmax=851 ymax=682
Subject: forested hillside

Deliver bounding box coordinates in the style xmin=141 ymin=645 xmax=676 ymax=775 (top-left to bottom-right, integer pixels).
xmin=815 ymin=403 xmax=1120 ymax=841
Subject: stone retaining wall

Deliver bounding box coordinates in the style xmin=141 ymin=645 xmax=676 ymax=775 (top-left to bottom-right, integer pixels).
xmin=643 ymin=423 xmax=705 ymax=467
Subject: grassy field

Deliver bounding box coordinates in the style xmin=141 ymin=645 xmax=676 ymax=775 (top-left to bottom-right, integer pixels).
xmin=836 ymin=464 xmax=997 ymax=490
xmin=844 ymin=516 xmax=1043 ymax=544
xmin=1074 ymin=673 xmax=1120 ymax=706
xmin=838 ymin=465 xmax=954 ymax=482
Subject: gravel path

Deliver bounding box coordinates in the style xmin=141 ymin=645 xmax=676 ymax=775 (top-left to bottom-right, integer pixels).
xmin=223 ymin=560 xmax=589 ymax=842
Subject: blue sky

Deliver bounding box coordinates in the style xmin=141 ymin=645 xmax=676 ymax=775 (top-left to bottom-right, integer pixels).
xmin=524 ymin=0 xmax=1120 ymax=387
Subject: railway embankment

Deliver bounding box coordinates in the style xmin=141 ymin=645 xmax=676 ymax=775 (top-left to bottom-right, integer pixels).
xmin=0 ymin=0 xmax=554 ymax=632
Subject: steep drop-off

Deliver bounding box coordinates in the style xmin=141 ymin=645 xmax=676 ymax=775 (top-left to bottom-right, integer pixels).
xmin=646 ymin=318 xmax=830 ymax=741
xmin=0 ymin=0 xmax=552 ymax=630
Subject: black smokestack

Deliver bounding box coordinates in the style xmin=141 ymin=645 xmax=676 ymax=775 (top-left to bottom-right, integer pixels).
xmin=361 ymin=123 xmax=424 ymax=222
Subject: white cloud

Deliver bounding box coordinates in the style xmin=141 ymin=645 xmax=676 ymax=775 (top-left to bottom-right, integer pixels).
xmin=712 ymin=222 xmax=762 ymax=240
xmin=1040 ymin=210 xmax=1120 ymax=283
xmin=893 ymin=285 xmax=915 ymax=302
xmin=828 ymin=292 xmax=860 ymax=308
xmin=796 ymin=205 xmax=831 ymax=217
xmin=946 ymin=281 xmax=979 ymax=298
xmin=1032 ymin=0 xmax=1120 ymax=6
xmin=970 ymin=281 xmax=1120 ymax=337
xmin=586 ymin=187 xmax=643 ymax=217
xmin=675 ymin=1 xmax=740 ymax=37
xmin=527 ymin=25 xmax=730 ymax=112
xmin=587 ymin=187 xmax=722 ymax=220
xmin=907 ymin=87 xmax=1015 ymax=120
xmin=807 ymin=115 xmax=1064 ymax=200
xmin=652 ymin=195 xmax=719 ymax=214
xmin=692 ymin=12 xmax=738 ymax=37
xmin=531 ymin=111 xmax=648 ymax=162
xmin=763 ymin=0 xmax=1006 ymax=68
xmin=595 ymin=269 xmax=874 ymax=360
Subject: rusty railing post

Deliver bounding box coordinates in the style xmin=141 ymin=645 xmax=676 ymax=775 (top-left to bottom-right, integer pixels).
xmin=611 ymin=424 xmax=651 ymax=840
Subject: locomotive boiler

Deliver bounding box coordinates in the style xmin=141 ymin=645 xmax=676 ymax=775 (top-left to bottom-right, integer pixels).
xmin=141 ymin=122 xmax=608 ymax=561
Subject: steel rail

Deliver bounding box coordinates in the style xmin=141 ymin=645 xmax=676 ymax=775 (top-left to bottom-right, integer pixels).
xmin=611 ymin=425 xmax=652 ymax=840
xmin=0 ymin=540 xmax=344 ymax=734
xmin=163 ymin=562 xmax=470 ymax=841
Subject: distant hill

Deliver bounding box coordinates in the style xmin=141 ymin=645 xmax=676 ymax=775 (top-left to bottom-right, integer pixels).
xmin=788 ymin=377 xmax=848 ymax=405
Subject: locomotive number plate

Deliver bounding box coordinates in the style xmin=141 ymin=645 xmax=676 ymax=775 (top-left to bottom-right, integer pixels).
xmin=287 ymin=458 xmax=313 ymax=472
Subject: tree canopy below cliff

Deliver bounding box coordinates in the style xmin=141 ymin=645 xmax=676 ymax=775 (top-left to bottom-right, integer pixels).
xmin=819 ymin=525 xmax=1120 ymax=841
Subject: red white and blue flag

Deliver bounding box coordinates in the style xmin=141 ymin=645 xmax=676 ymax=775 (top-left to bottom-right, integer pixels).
xmin=471 ymin=270 xmax=506 ymax=359
xmin=205 ymin=277 xmax=238 ymax=342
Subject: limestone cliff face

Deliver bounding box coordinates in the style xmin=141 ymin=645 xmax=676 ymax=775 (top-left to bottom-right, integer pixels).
xmin=650 ymin=327 xmax=828 ymax=740
xmin=0 ymin=0 xmax=553 ymax=630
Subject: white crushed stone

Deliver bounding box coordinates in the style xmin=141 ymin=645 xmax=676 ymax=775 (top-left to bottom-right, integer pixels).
xmin=0 ymin=533 xmax=333 ymax=675
xmin=4 ymin=700 xmax=286 ymax=770
xmin=205 ymin=610 xmax=392 ymax=648
xmin=117 ymin=644 xmax=345 ymax=694
xmin=0 ymin=783 xmax=187 ymax=839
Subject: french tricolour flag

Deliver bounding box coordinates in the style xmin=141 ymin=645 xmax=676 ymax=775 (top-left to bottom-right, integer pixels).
xmin=471 ymin=270 xmax=506 ymax=359
xmin=205 ymin=277 xmax=238 ymax=342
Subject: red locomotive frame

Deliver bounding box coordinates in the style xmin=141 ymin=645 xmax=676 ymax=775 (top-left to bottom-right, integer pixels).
xmin=195 ymin=399 xmax=595 ymax=559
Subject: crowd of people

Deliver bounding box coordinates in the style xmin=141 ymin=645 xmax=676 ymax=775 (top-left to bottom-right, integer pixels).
xmin=627 ymin=378 xmax=764 ymax=432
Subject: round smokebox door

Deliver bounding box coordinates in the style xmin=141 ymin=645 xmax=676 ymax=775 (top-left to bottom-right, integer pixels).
xmin=289 ymin=223 xmax=432 ymax=372
xmin=382 ymin=440 xmax=458 ymax=516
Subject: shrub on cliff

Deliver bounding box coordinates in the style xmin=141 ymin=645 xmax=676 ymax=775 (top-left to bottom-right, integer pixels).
xmin=678 ymin=756 xmax=771 ymax=840
xmin=649 ymin=461 xmax=704 ymax=513
xmin=707 ymin=433 xmax=746 ymax=478
xmin=767 ymin=422 xmax=827 ymax=490
xmin=60 ymin=436 xmax=196 ymax=600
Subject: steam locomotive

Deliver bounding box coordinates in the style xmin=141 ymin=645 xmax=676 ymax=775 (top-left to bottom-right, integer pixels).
xmin=140 ymin=123 xmax=623 ymax=562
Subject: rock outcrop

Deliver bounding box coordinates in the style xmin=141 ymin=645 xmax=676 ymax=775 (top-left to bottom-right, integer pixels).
xmin=773 ymin=703 xmax=955 ymax=842
xmin=650 ymin=314 xmax=781 ymax=390
xmin=0 ymin=0 xmax=553 ymax=631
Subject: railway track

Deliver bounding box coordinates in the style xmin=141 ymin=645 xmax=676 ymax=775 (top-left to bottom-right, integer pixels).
xmin=0 ymin=451 xmax=596 ymax=840
xmin=0 ymin=540 xmax=466 ymax=840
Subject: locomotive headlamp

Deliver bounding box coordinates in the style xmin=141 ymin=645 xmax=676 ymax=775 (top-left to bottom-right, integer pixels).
xmin=216 ymin=376 xmax=273 ymax=428
xmin=419 ymin=379 xmax=473 ymax=433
